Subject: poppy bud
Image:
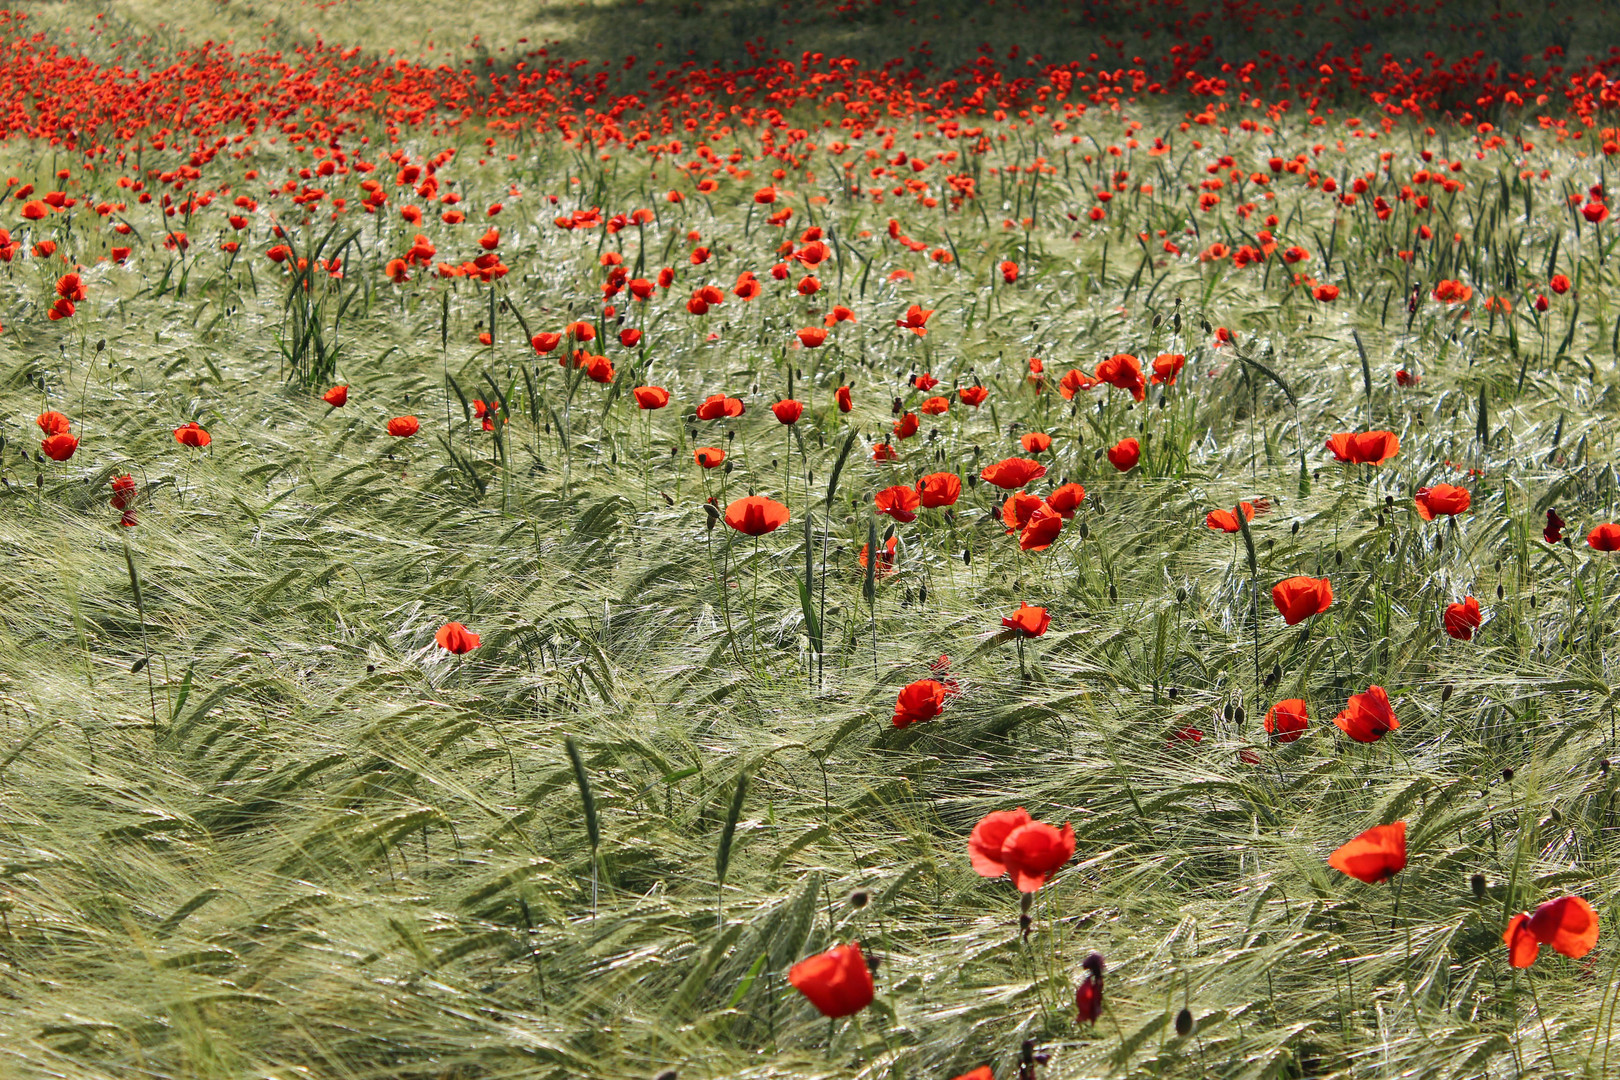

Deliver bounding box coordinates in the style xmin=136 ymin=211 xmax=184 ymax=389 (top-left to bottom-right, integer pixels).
xmin=1175 ymin=1007 xmax=1195 ymax=1037
xmin=1109 ymin=584 xmax=1117 ymax=602
xmin=723 ymin=461 xmax=733 ymax=474
xmin=704 ymin=504 xmax=720 ymax=531
xmin=1388 ymin=540 xmax=1396 ymax=557
xmin=1496 ymin=584 xmax=1504 ymax=600
xmin=366 ymin=664 xmax=375 ymax=673
xmin=1470 ymin=873 xmax=1487 ymax=898
xmin=1435 ymin=534 xmax=1443 ymax=553
xmin=1167 ymin=687 xmax=1178 ymax=699
xmin=919 ymin=585 xmax=928 ymax=604
xmin=963 ymin=549 xmax=971 ymax=565
xmin=1080 ymin=522 xmax=1091 ymax=540
xmin=1441 ymin=684 xmax=1454 ymax=703
xmin=1234 ymin=705 xmax=1246 ymax=723
xmin=655 ymin=1071 xmax=678 ymax=1080
xmin=96 ymin=339 xmax=105 ymax=352
xmin=849 ymin=890 xmax=869 ymax=908
xmin=1502 ymin=767 xmax=1515 ymax=782
xmin=1335 ymin=550 xmax=1343 ymax=565
xmin=1291 ymin=521 xmax=1299 ymax=534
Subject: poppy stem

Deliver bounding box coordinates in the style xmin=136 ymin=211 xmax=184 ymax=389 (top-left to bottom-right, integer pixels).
xmin=1524 ymin=973 xmax=1562 ymax=1075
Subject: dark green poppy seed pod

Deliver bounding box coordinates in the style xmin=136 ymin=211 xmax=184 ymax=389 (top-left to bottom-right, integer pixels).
xmin=1470 ymin=873 xmax=1487 ymax=898
xmin=1175 ymin=1007 xmax=1194 ymax=1037
xmin=1441 ymin=684 xmax=1454 ymax=703
xmin=849 ymin=890 xmax=869 ymax=908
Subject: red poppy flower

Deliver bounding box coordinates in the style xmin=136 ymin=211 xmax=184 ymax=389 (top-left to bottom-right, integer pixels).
xmin=618 ymin=328 xmax=642 ymax=348
xmin=893 ymin=679 xmax=948 ymax=728
xmin=917 ymin=472 xmax=961 ymax=508
xmin=797 ymin=327 xmax=828 ymax=348
xmin=1000 ymin=260 xmax=1018 ymax=283
xmin=788 ymin=942 xmax=873 ymax=1018
xmin=1020 ymin=432 xmax=1052 ymax=453
xmin=435 ymin=622 xmax=481 ymax=654
xmin=1019 ymin=504 xmax=1064 ymax=551
xmin=875 ymin=485 xmax=921 ymax=523
xmin=1443 ymin=597 xmax=1481 ymax=640
xmin=952 ymin=1068 xmax=993 ymax=1080
xmin=530 ymin=332 xmax=563 ymax=354
xmin=725 ymin=496 xmax=790 ymax=535
xmin=633 ymin=386 xmax=670 ymax=410
xmin=1271 ymin=576 xmax=1332 ymax=625
xmin=980 ymin=457 xmax=1047 ymax=490
xmin=387 ymin=416 xmax=420 ymax=438
xmin=1264 ymin=699 xmax=1308 ymax=742
xmin=110 ymin=475 xmax=137 ymax=511
xmin=174 ymin=422 xmax=212 ymax=447
xmin=859 ymin=535 xmax=898 ymax=573
xmin=1324 ymin=431 xmax=1400 ymax=465
xmin=1550 ymin=273 xmax=1571 ymax=294
xmin=1588 ymin=523 xmax=1620 ymax=551
xmin=37 ymin=411 xmax=71 ymax=436
xmin=323 ymin=385 xmax=348 ymax=408
xmin=1150 ymin=353 xmax=1185 ymax=385
xmin=1414 ymin=484 xmax=1470 ymax=520
xmin=1002 ymin=604 xmax=1050 ymax=637
xmin=1333 ymin=685 xmax=1399 ymax=742
xmin=771 ymin=399 xmax=804 ymax=424
xmin=1001 ymin=490 xmax=1044 ymax=532
xmin=56 ymin=272 xmax=86 ymax=301
xmin=1205 ymin=502 xmax=1256 ymax=532
xmin=694 ymin=447 xmax=726 ymax=468
xmin=834 ymin=385 xmax=853 ymax=412
xmin=1584 ymin=203 xmax=1610 ymax=224
xmin=896 ymin=303 xmax=934 ymax=336
xmin=871 ymin=443 xmax=898 ymax=463
xmin=1544 ymin=508 xmax=1566 ymax=543
xmin=1095 ymin=353 xmax=1146 ymax=402
xmin=1059 ymin=368 xmax=1099 ymax=399
xmin=1312 ymin=283 xmax=1340 ymax=302
xmin=968 ymin=808 xmax=1031 ymax=877
xmin=957 ymin=385 xmax=988 ymax=407
xmin=919 ymin=395 xmax=950 ymax=415
xmin=1106 ymin=437 xmax=1140 ymax=472
xmin=1505 ymin=896 xmax=1600 ymax=969
xmin=585 ymin=355 xmax=615 ymax=384
xmin=1432 ymin=279 xmax=1473 ymax=304
xmin=696 ymin=394 xmax=744 ymax=420
xmin=41 ymin=433 xmax=78 ymax=461
xmin=892 ymin=412 xmax=919 ymax=439
xmin=1328 ymin=821 xmax=1406 ymax=884
xmin=1046 ymin=483 xmax=1085 ymax=518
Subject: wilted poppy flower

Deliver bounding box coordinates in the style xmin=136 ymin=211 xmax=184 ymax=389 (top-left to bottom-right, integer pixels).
xmin=1334 ymin=685 xmax=1399 ymax=742
xmin=725 ymin=496 xmax=790 ymax=535
xmin=958 ymin=385 xmax=988 ymax=407
xmin=694 ymin=447 xmax=726 ymax=468
xmin=1271 ymin=576 xmax=1332 ymax=625
xmin=1324 ymin=431 xmax=1400 ymax=465
xmin=1544 ymin=508 xmax=1566 ymax=543
xmin=788 ymin=942 xmax=873 ymax=1018
xmin=771 ymin=399 xmax=804 ymax=424
xmin=1106 ymin=437 xmax=1140 ymax=471
xmin=1414 ymin=484 xmax=1470 ymax=520
xmin=1020 ymin=504 xmax=1064 ymax=551
xmin=834 ymin=385 xmax=852 ymax=412
xmin=980 ymin=457 xmax=1047 ymax=490
xmin=696 ymin=394 xmax=744 ymax=420
xmin=1328 ymin=821 xmax=1407 ymax=884
xmin=633 ymin=386 xmax=670 ymax=410
xmin=1001 ymin=490 xmax=1044 ymax=531
xmin=1021 ymin=432 xmax=1052 ymax=453
xmin=1505 ymin=896 xmax=1600 ymax=968
xmin=174 ymin=422 xmax=212 ymax=447
xmin=36 ymin=411 xmax=71 ymax=436
xmin=323 ymin=385 xmax=348 ymax=407
xmin=41 ymin=433 xmax=78 ymax=461
xmin=1264 ymin=699 xmax=1308 ymax=742
xmin=917 ymin=472 xmax=962 ymax=508
xmin=1444 ymin=597 xmax=1482 ymax=640
xmin=1002 ymin=604 xmax=1050 ymax=637
xmin=1151 ymin=353 xmax=1185 ymax=385
xmin=387 ymin=416 xmax=420 ymax=438
xmin=1205 ymin=502 xmax=1256 ymax=532
xmin=1095 ymin=353 xmax=1146 ymax=401
xmin=435 ymin=622 xmax=481 ymax=654
xmin=1046 ymin=483 xmax=1085 ymax=518
xmin=1588 ymin=523 xmax=1620 ymax=551
xmin=1075 ymin=952 xmax=1105 ymax=1023
xmin=893 ymin=678 xmax=948 ymax=728
xmin=875 ymin=485 xmax=921 ymax=523
xmin=1395 ymin=368 xmax=1419 ymax=386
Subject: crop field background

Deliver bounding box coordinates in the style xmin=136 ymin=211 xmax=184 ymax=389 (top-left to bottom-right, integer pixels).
xmin=4 ymin=1 xmax=1620 ymax=1078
